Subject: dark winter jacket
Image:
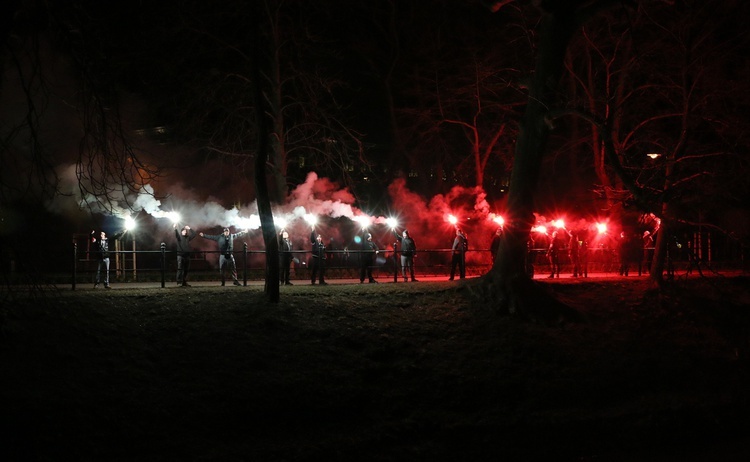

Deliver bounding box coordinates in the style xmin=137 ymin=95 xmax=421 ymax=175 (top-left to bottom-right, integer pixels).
xmin=361 ymin=239 xmax=379 ymax=264
xmin=175 ymin=228 xmax=197 ymax=256
xmin=202 ymin=231 xmax=247 ymax=256
xmin=394 ymin=231 xmax=417 ymax=256
xmin=279 ymin=236 xmax=293 ymax=262
xmin=91 ymin=230 xmax=125 ymax=259
xmin=452 ymin=232 xmax=468 ymax=254
xmin=310 ymin=231 xmax=327 ymax=259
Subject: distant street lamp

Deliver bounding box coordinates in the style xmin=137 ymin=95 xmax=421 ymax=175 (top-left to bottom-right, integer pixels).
xmin=646 ymin=152 xmax=662 ymax=160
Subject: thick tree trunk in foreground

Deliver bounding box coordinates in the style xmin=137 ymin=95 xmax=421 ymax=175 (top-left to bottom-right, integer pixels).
xmin=486 ymin=3 xmax=602 ymax=321
xmin=252 ymin=3 xmax=280 ymax=303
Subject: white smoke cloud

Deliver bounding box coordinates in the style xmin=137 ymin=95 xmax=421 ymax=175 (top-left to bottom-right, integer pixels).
xmin=47 ymin=165 xmax=513 ymax=253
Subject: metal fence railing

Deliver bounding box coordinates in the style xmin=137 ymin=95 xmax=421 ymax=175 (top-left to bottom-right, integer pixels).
xmin=67 ymin=240 xmax=748 ymax=290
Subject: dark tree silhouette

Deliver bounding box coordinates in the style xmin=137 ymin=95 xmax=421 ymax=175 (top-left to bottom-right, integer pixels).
xmin=554 ymin=1 xmax=750 ymax=284
xmin=482 ymin=0 xmax=627 ymax=319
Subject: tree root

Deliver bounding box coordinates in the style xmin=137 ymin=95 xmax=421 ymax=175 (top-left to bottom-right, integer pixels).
xmin=468 ymin=272 xmax=584 ymax=326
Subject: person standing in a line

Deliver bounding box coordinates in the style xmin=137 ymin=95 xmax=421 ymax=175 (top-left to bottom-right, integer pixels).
xmin=200 ymin=227 xmax=247 ymax=286
xmin=91 ymin=228 xmax=127 ymax=289
xmin=310 ymin=228 xmax=328 ymax=285
xmin=359 ymin=232 xmax=379 ymax=284
xmin=489 ymin=227 xmax=503 ymax=265
xmin=174 ymin=223 xmax=197 ymax=287
xmin=449 ymin=228 xmax=467 ymax=280
xmin=569 ymin=230 xmax=581 ymax=278
xmin=547 ymin=228 xmax=568 ymax=278
xmin=617 ymin=231 xmax=631 ymax=276
xmin=642 ymin=230 xmax=654 ymax=275
xmin=279 ymin=229 xmax=293 ymax=285
xmin=394 ymin=229 xmax=418 ymax=282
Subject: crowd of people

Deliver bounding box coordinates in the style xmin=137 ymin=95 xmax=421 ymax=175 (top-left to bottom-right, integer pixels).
xmin=537 ymin=227 xmax=657 ymax=279
xmin=89 ymin=221 xmax=663 ymax=288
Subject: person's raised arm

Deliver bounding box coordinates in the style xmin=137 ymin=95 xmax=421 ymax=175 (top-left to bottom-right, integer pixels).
xmin=200 ymin=232 xmax=218 ymax=240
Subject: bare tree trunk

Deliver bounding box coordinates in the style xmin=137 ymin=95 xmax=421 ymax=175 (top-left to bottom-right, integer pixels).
xmin=253 ymin=1 xmax=279 ymax=302
xmin=266 ymin=0 xmax=289 ymax=204
xmin=490 ymin=8 xmax=578 ymax=315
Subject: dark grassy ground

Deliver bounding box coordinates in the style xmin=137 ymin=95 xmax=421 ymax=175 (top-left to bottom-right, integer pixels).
xmin=2 ymin=276 xmax=749 ymax=461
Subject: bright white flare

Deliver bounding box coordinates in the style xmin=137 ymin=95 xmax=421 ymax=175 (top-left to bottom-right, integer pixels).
xmin=354 ymin=215 xmax=371 ymax=229
xmin=274 ymin=216 xmax=288 ymax=229
xmin=167 ymin=211 xmax=181 ymax=224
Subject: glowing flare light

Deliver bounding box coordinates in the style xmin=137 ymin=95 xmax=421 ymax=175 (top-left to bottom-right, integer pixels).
xmin=274 ymin=217 xmax=288 ymax=229
xmin=124 ymin=216 xmax=137 ymax=231
xmin=354 ymin=215 xmax=371 ymax=229
xmin=166 ymin=211 xmax=181 ymax=224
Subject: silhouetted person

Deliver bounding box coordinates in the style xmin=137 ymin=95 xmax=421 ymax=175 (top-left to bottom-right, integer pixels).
xmin=579 ymin=231 xmax=590 ymax=277
xmin=310 ymin=228 xmax=327 ymax=285
xmin=91 ymin=228 xmax=127 ymax=289
xmin=200 ymin=227 xmax=247 ymax=286
xmin=174 ymin=224 xmax=197 ymax=286
xmin=525 ymin=235 xmax=536 ymax=278
xmin=642 ymin=230 xmax=654 ymax=275
xmin=279 ymin=229 xmax=293 ymax=285
xmin=490 ymin=227 xmax=503 ymax=265
xmin=547 ymin=229 xmax=568 ymax=278
xmin=360 ymin=232 xmax=379 ymax=283
xmin=449 ymin=228 xmax=467 ymax=280
xmin=393 ymin=229 xmax=417 ymax=282
xmin=394 ymin=229 xmax=417 ymax=282
xmin=617 ymin=231 xmax=631 ymax=276
xmin=569 ymin=230 xmax=581 ymax=278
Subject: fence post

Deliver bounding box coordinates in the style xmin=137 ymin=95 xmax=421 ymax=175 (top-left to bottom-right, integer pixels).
xmin=461 ymin=245 xmax=466 ymax=279
xmin=243 ymin=242 xmax=248 ymax=286
xmin=72 ymin=241 xmax=77 ymax=291
xmin=160 ymin=242 xmax=166 ymax=288
xmin=393 ymin=241 xmax=398 ymax=283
